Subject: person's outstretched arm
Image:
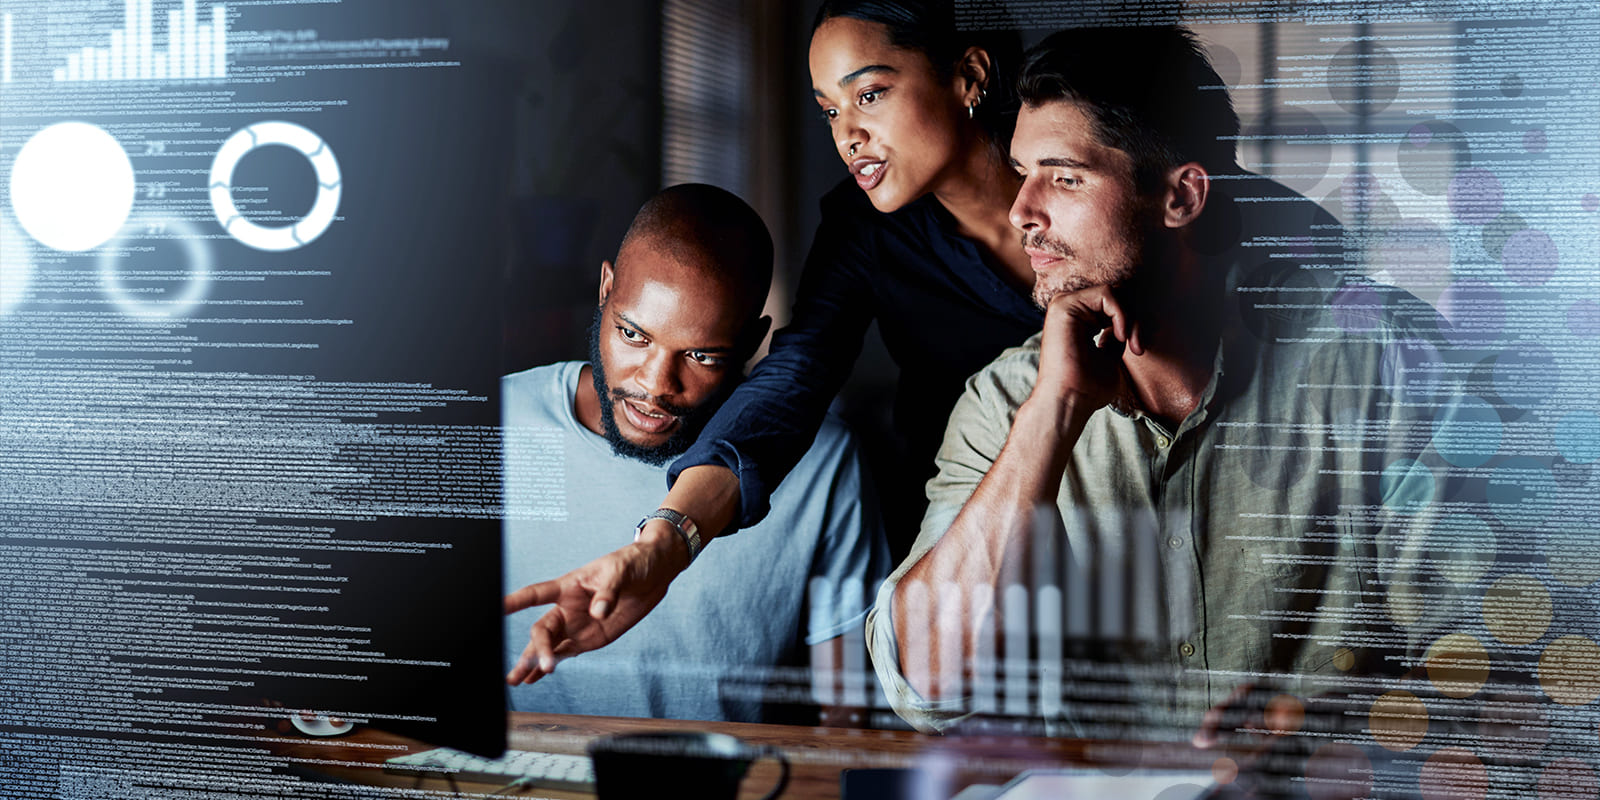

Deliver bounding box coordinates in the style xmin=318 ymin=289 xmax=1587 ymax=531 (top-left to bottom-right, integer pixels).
xmin=506 ymin=204 xmax=879 ymax=684
xmin=504 ymin=465 xmax=739 ymax=683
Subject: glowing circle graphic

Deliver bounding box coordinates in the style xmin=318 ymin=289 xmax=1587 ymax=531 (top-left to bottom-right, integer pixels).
xmin=98 ymin=219 xmax=212 ymax=318
xmin=9 ymin=122 xmax=136 ymax=252
xmin=209 ymin=121 xmax=341 ymax=251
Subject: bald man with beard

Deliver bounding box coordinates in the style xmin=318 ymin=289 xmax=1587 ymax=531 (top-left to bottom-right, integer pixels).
xmin=501 ymin=184 xmax=888 ymax=724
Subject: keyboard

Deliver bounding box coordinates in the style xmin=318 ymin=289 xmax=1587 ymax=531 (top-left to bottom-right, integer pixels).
xmin=385 ymin=746 xmax=596 ymax=792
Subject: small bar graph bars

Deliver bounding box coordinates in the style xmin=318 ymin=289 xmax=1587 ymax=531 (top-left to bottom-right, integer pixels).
xmin=2 ymin=13 xmax=13 ymax=84
xmin=53 ymin=1 xmax=227 ymax=83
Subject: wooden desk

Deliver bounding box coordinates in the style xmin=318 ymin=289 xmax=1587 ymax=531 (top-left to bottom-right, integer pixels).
xmin=269 ymin=713 xmax=1211 ymax=799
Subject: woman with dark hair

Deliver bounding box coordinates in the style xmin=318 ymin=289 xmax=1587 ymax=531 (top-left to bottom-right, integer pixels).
xmin=506 ymin=0 xmax=1045 ymax=685
xmin=666 ymin=0 xmax=1039 ymax=544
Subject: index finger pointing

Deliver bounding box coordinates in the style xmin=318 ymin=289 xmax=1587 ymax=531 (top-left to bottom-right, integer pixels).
xmin=504 ymin=579 xmax=560 ymax=614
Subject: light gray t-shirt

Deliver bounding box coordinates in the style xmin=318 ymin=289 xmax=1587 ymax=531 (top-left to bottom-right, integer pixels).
xmin=503 ymin=361 xmax=888 ymax=722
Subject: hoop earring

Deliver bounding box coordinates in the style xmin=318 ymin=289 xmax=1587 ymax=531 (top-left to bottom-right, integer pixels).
xmin=968 ymin=101 xmax=977 ymax=120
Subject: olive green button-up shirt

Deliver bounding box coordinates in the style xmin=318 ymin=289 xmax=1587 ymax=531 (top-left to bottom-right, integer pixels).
xmin=866 ymin=285 xmax=1467 ymax=737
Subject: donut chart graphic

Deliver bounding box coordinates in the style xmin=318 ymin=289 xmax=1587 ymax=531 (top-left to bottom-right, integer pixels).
xmin=209 ymin=121 xmax=341 ymax=251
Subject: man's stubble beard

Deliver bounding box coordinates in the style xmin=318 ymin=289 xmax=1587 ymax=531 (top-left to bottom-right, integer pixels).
xmin=1026 ymin=203 xmax=1159 ymax=310
xmin=587 ymin=307 xmax=735 ymax=467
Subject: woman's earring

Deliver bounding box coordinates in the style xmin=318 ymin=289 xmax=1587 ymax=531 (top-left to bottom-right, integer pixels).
xmin=968 ymin=101 xmax=977 ymax=119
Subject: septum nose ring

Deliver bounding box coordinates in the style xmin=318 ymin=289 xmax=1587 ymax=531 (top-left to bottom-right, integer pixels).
xmin=848 ymin=143 xmax=859 ymax=157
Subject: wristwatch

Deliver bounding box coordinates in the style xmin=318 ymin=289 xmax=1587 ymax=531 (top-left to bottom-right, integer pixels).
xmin=635 ymin=508 xmax=703 ymax=565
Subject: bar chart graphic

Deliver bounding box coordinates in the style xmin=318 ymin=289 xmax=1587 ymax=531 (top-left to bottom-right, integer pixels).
xmin=3 ymin=13 xmax=13 ymax=84
xmin=54 ymin=0 xmax=227 ymax=83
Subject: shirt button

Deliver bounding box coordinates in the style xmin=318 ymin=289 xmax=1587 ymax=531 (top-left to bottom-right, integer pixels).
xmin=1179 ymin=642 xmax=1196 ymax=657
xmin=1167 ymin=536 xmax=1183 ymax=549
xmin=1155 ymin=435 xmax=1171 ymax=449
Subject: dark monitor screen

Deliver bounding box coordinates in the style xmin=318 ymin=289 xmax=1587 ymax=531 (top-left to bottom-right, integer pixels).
xmin=0 ymin=0 xmax=507 ymax=784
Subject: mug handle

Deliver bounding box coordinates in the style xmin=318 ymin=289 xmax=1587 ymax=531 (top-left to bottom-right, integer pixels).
xmin=753 ymin=746 xmax=790 ymax=800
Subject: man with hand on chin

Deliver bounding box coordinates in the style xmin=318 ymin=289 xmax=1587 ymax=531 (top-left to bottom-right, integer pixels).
xmin=868 ymin=26 xmax=1469 ymax=757
xmin=502 ymin=183 xmax=887 ymax=723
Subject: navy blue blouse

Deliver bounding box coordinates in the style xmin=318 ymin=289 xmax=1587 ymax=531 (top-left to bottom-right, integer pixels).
xmin=669 ymin=180 xmax=1044 ymax=531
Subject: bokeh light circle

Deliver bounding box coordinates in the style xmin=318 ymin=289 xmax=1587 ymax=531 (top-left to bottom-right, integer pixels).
xmin=1502 ymin=228 xmax=1559 ymax=286
xmin=1323 ymin=172 xmax=1400 ymax=229
xmin=1398 ymin=121 xmax=1470 ymax=196
xmin=1436 ymin=280 xmax=1504 ymax=347
xmin=1483 ymin=574 xmax=1551 ymax=646
xmin=1420 ymin=748 xmax=1488 ymax=800
xmin=1368 ymin=690 xmax=1428 ymax=751
xmin=1380 ymin=459 xmax=1435 ymax=510
xmin=1492 ymin=346 xmax=1557 ymax=410
xmin=1332 ymin=648 xmax=1357 ymax=671
xmin=1568 ymin=299 xmax=1600 ymax=337
xmin=1539 ymin=758 xmax=1597 ymax=799
xmin=1555 ymin=411 xmax=1600 ymax=463
xmin=1424 ymin=634 xmax=1490 ymax=698
xmin=1481 ymin=212 xmax=1527 ymax=262
xmin=1433 ymin=397 xmax=1501 ymax=468
xmin=1250 ymin=109 xmax=1333 ymax=194
xmin=1330 ymin=43 xmax=1400 ymax=116
xmin=1487 ymin=457 xmax=1555 ymax=528
xmin=1211 ymin=758 xmax=1238 ymax=786
xmin=1305 ymin=742 xmax=1372 ymax=800
xmin=1207 ymin=43 xmax=1242 ymax=85
xmin=1538 ymin=636 xmax=1600 ymax=706
xmin=1265 ymin=694 xmax=1306 ymax=736
xmin=1447 ymin=168 xmax=1503 ymax=226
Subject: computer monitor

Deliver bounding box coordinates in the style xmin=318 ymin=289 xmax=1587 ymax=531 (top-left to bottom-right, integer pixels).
xmin=0 ymin=2 xmax=506 ymax=788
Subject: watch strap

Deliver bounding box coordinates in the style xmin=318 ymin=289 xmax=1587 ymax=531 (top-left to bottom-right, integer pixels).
xmin=636 ymin=508 xmax=702 ymax=564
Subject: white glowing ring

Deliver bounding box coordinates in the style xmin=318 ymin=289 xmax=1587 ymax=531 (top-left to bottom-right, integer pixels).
xmin=98 ymin=218 xmax=212 ymax=318
xmin=209 ymin=121 xmax=341 ymax=251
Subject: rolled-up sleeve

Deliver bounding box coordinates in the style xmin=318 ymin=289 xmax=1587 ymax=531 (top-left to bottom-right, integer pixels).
xmin=865 ymin=580 xmax=971 ymax=734
xmin=865 ymin=340 xmax=1039 ymax=733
